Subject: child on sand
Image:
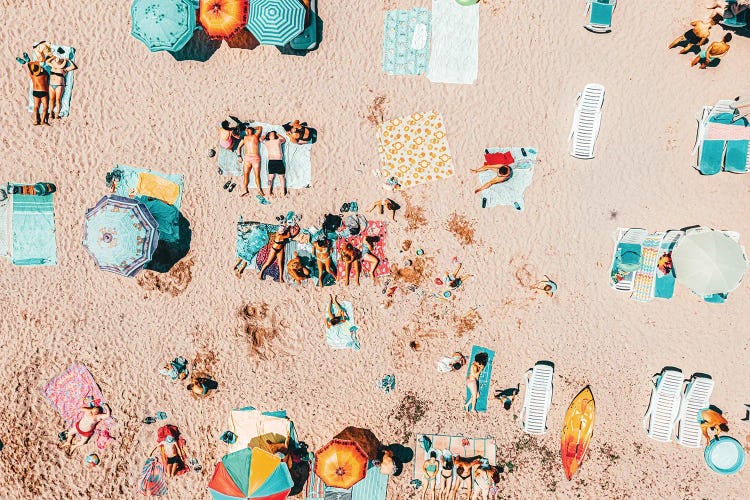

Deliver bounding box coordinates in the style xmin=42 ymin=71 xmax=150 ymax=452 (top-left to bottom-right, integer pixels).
xmin=263 ymin=131 xmax=287 ymax=196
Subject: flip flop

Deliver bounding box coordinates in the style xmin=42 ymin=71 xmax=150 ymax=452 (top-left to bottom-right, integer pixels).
xmin=15 ymin=57 xmax=26 ymax=65
xmin=22 ymin=52 xmax=30 ymax=62
xmin=228 ymin=183 xmax=237 ymax=192
xmin=340 ymin=202 xmax=350 ymax=213
xmin=257 ymin=195 xmax=270 ymax=205
xmin=223 ymin=180 xmax=232 ymax=190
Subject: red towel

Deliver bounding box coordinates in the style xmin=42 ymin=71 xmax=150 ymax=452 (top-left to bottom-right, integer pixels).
xmin=484 ymin=151 xmax=514 ymax=166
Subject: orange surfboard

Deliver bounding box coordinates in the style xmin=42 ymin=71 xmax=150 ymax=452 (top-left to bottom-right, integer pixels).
xmin=561 ymin=386 xmax=595 ymax=480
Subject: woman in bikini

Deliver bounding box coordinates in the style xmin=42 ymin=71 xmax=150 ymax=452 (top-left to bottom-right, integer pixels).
xmin=422 ymin=451 xmax=439 ymax=500
xmin=219 ymin=119 xmax=245 ymax=152
xmin=449 ymin=456 xmax=483 ymax=500
xmin=361 ymin=236 xmax=381 ymax=286
xmin=439 ymin=453 xmax=454 ymax=500
xmin=259 ymin=226 xmax=293 ymax=283
xmin=283 ymin=119 xmax=317 ymax=145
xmin=691 ymin=33 xmax=732 ymax=69
xmin=339 ymin=242 xmax=362 ymax=286
xmin=148 ymin=432 xmax=187 ymax=478
xmin=47 ymin=51 xmax=77 ymax=119
xmin=237 ymin=125 xmax=264 ymax=197
xmin=326 ymin=294 xmax=349 ymax=328
xmin=464 ymin=352 xmax=489 ymax=413
xmin=313 ymin=236 xmax=335 ymax=287
xmin=63 ymin=402 xmax=111 ymax=455
xmin=287 ymin=251 xmax=311 ymax=284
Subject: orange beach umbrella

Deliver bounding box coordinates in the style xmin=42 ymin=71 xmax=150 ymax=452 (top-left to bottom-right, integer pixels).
xmin=199 ymin=0 xmax=248 ymax=39
xmin=314 ymin=439 xmax=369 ymax=489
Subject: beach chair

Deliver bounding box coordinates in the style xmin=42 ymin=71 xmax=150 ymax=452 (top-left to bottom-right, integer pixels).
xmin=721 ymin=3 xmax=748 ymax=29
xmin=609 ymin=228 xmax=648 ymax=292
xmin=675 ymin=374 xmax=714 ymax=448
xmin=642 ymin=368 xmax=683 ymax=443
xmin=725 ymin=140 xmax=749 ymax=173
xmin=654 ymin=230 xmax=683 ymax=300
xmin=519 ymin=361 xmax=554 ymax=435
xmin=569 ymin=83 xmax=605 ymax=159
xmin=698 ymin=140 xmax=726 ymax=175
xmin=290 ymin=0 xmax=319 ymax=51
xmin=584 ymin=0 xmax=616 ymax=33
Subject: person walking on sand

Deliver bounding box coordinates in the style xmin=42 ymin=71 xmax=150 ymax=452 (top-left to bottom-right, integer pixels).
xmin=47 ymin=49 xmax=77 ymax=119
xmin=62 ymin=401 xmax=111 ymax=455
xmin=668 ymin=17 xmax=715 ymax=54
xmin=237 ymin=125 xmax=263 ymax=197
xmin=464 ymin=352 xmax=488 ymax=413
xmin=313 ymin=236 xmax=335 ymax=287
xmin=691 ymin=33 xmax=732 ymax=69
xmin=263 ymin=131 xmax=287 ymax=197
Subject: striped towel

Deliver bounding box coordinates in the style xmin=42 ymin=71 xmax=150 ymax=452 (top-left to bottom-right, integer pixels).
xmin=305 ymin=457 xmax=326 ymax=499
xmin=631 ymin=233 xmax=664 ymax=302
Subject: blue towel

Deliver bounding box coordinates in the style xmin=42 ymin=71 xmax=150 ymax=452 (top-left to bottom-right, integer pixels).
xmin=589 ymin=2 xmax=614 ymax=26
xmin=382 ymin=9 xmax=432 ymax=76
xmin=27 ymin=45 xmax=75 ymax=117
xmin=699 ymin=140 xmax=725 ymax=175
xmin=352 ymin=466 xmax=388 ymax=500
xmin=725 ymin=140 xmax=748 ymax=173
xmin=465 ymin=345 xmax=495 ymax=412
xmin=11 ymin=191 xmax=57 ymax=266
xmin=654 ymin=236 xmax=679 ymax=300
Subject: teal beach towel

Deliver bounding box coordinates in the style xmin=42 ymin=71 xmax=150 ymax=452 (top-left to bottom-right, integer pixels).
xmin=465 ymin=345 xmax=495 ymax=412
xmin=11 ymin=191 xmax=57 ymax=266
xmin=382 ymin=9 xmax=431 ymax=76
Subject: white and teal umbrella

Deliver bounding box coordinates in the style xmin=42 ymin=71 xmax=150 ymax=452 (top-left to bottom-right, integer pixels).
xmin=672 ymin=228 xmax=748 ymax=296
xmin=246 ymin=0 xmax=306 ymax=46
xmin=131 ymin=0 xmax=197 ymax=53
xmin=83 ymin=195 xmax=160 ymax=277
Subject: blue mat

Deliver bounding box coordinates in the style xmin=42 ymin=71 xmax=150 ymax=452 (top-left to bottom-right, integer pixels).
xmin=465 ymin=345 xmax=495 ymax=412
xmin=725 ymin=140 xmax=748 ymax=173
xmin=382 ymin=9 xmax=432 ymax=75
xmin=27 ymin=45 xmax=75 ymax=118
xmin=352 ymin=466 xmax=388 ymax=500
xmin=478 ymin=147 xmax=537 ymax=210
xmin=11 ymin=192 xmax=57 ymax=266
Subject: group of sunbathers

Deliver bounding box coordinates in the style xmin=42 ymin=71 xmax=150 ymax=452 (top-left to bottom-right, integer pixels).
xmin=219 ymin=117 xmax=317 ymax=198
xmin=16 ymin=41 xmax=78 ymax=125
xmin=668 ymin=13 xmax=733 ymax=69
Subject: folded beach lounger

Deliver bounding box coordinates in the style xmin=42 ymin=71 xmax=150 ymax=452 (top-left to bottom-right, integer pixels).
xmin=725 ymin=140 xmax=749 ymax=173
xmin=584 ymin=0 xmax=616 ymax=33
xmin=675 ymin=374 xmax=714 ymax=448
xmin=290 ymin=0 xmax=319 ymax=51
xmin=569 ymin=83 xmax=605 ymax=159
xmin=519 ymin=361 xmax=554 ymax=435
xmin=609 ymin=228 xmax=647 ymax=292
xmin=642 ymin=367 xmax=683 ymax=443
xmin=698 ymin=140 xmax=726 ymax=175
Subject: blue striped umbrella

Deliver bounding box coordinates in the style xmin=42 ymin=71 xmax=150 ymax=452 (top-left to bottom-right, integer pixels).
xmin=246 ymin=0 xmax=306 ymax=46
xmin=131 ymin=0 xmax=197 ymax=53
xmin=83 ymin=195 xmax=160 ymax=277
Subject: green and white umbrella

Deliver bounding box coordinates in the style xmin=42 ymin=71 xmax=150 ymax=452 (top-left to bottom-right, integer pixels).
xmin=672 ymin=228 xmax=748 ymax=296
xmin=131 ymin=0 xmax=197 ymax=53
xmin=83 ymin=195 xmax=160 ymax=277
xmin=246 ymin=0 xmax=306 ymax=46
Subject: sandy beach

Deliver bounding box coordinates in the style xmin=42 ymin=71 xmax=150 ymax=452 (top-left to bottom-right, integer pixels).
xmin=1 ymin=0 xmax=749 ymax=498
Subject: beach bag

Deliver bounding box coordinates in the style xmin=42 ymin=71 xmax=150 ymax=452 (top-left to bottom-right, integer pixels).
xmin=322 ymin=214 xmax=342 ymax=234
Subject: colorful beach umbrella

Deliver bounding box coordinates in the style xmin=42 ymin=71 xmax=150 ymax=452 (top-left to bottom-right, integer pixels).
xmin=139 ymin=457 xmax=168 ymax=496
xmin=199 ymin=0 xmax=249 ymax=39
xmin=82 ymin=194 xmax=160 ymax=277
xmin=208 ymin=447 xmax=293 ymax=500
xmin=131 ymin=0 xmax=197 ymax=52
xmin=246 ymin=0 xmax=306 ymax=46
xmin=672 ymin=228 xmax=748 ymax=296
xmin=314 ymin=439 xmax=369 ymax=489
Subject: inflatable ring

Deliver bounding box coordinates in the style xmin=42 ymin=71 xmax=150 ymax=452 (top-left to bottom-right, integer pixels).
xmin=455 ymin=0 xmax=479 ymax=5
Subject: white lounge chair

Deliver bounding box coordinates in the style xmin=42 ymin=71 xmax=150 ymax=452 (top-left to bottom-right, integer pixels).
xmin=519 ymin=362 xmax=554 ymax=435
xmin=675 ymin=374 xmax=714 ymax=448
xmin=609 ymin=228 xmax=648 ymax=292
xmin=569 ymin=83 xmax=605 ymax=159
xmin=692 ymin=99 xmax=738 ymax=157
xmin=642 ymin=368 xmax=683 ymax=443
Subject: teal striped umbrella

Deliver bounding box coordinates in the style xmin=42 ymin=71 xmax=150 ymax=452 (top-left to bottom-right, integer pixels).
xmin=131 ymin=0 xmax=198 ymax=52
xmin=83 ymin=195 xmax=160 ymax=277
xmin=246 ymin=0 xmax=306 ymax=46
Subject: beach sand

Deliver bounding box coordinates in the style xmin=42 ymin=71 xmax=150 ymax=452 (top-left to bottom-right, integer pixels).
xmin=1 ymin=0 xmax=749 ymax=498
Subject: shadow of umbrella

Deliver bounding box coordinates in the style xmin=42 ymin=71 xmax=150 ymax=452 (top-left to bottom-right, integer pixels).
xmin=170 ymin=29 xmax=221 ymax=62
xmin=277 ymin=1 xmax=324 ymax=56
xmin=136 ymin=196 xmax=192 ymax=273
xmin=226 ymin=28 xmax=260 ymax=50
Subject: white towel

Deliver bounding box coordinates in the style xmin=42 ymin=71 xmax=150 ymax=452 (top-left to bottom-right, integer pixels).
xmin=427 ymin=0 xmax=479 ymax=84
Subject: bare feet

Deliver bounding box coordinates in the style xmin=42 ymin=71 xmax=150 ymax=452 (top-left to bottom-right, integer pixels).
xmin=241 ymin=190 xmax=249 ymax=197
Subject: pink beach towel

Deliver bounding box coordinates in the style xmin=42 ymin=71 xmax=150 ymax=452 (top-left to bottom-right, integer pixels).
xmin=40 ymin=364 xmax=115 ymax=449
xmin=706 ymin=123 xmax=750 ymax=141
xmin=336 ymin=220 xmax=391 ymax=281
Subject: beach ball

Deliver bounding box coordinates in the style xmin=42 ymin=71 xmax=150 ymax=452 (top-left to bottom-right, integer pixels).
xmin=86 ymin=453 xmax=100 ymax=466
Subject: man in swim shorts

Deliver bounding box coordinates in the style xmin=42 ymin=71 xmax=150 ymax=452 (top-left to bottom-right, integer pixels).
xmin=237 ymin=125 xmax=263 ymax=197
xmin=63 ymin=401 xmax=111 ymax=455
xmin=27 ymin=60 xmax=50 ymax=126
xmin=668 ymin=17 xmax=715 ymax=54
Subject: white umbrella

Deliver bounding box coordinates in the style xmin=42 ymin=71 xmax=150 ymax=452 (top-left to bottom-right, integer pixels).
xmin=672 ymin=229 xmax=748 ymax=296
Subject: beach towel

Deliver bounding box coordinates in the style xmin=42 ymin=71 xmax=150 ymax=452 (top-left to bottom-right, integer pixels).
xmin=112 ymin=165 xmax=185 ymax=209
xmin=631 ymin=233 xmax=664 ymax=302
xmin=40 ymin=364 xmax=115 ymax=449
xmin=478 ymin=147 xmax=537 ymax=210
xmin=220 ymin=122 xmax=313 ymax=189
xmin=654 ymin=232 xmax=681 ymax=300
xmin=382 ymin=9 xmax=432 ymax=76
xmin=335 ymin=220 xmax=390 ymax=281
xmin=305 ymin=456 xmax=326 ymax=499
xmin=27 ymin=44 xmax=75 ymax=117
xmin=138 ymin=457 xmax=168 ymax=497
xmin=10 ymin=190 xmax=57 ymax=266
xmin=326 ymin=301 xmax=360 ymax=350
xmin=465 ymin=346 xmax=495 ymax=412
xmin=706 ymin=122 xmax=750 ymax=141
xmin=376 ymin=111 xmax=454 ymax=189
xmin=0 ymin=195 xmax=10 ymax=258
xmin=352 ymin=466 xmax=388 ymax=500
xmin=413 ymin=434 xmax=496 ymax=479
xmin=426 ymin=0 xmax=479 ymax=84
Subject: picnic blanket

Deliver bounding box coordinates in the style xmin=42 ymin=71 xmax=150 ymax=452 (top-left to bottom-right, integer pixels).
xmin=465 ymin=346 xmax=495 ymax=413
xmin=352 ymin=467 xmax=388 ymax=500
xmin=478 ymin=147 xmax=537 ymax=210
xmin=10 ymin=189 xmax=57 ymax=266
xmin=219 ymin=122 xmax=312 ymax=189
xmin=376 ymin=111 xmax=454 ymax=189
xmin=112 ymin=165 xmax=185 ymax=210
xmin=382 ymin=8 xmax=432 ymax=75
xmin=326 ymin=301 xmax=360 ymax=350
xmin=631 ymin=233 xmax=664 ymax=302
xmin=335 ymin=219 xmax=390 ymax=281
xmin=27 ymin=44 xmax=75 ymax=117
xmin=413 ymin=434 xmax=496 ymax=480
xmin=40 ymin=364 xmax=114 ymax=449
xmin=427 ymin=0 xmax=479 ymax=84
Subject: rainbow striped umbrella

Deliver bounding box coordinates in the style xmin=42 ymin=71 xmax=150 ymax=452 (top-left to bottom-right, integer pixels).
xmin=246 ymin=0 xmax=306 ymax=46
xmin=208 ymin=447 xmax=293 ymax=499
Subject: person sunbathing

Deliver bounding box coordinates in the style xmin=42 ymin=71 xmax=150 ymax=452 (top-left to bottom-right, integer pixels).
xmin=437 ymin=352 xmax=466 ymax=373
xmin=339 ymin=242 xmax=362 ymax=286
xmin=439 ymin=454 xmax=454 ymax=499
xmin=495 ymin=384 xmax=520 ymax=410
xmin=62 ymin=402 xmax=111 ymax=455
xmin=422 ymin=451 xmax=439 ymax=500
xmin=283 ymin=120 xmax=317 ymax=144
xmin=531 ymin=275 xmax=557 ymax=297
xmin=449 ymin=455 xmax=483 ymax=499
xmin=237 ymin=125 xmax=264 ymax=197
xmin=313 ymin=236 xmax=335 ymax=287
xmin=700 ymin=408 xmax=729 ymax=446
xmin=47 ymin=49 xmax=77 ymax=119
xmin=367 ymin=198 xmax=401 ymax=221
xmin=444 ymin=263 xmax=472 ymax=289
xmin=473 ymin=164 xmax=512 ymax=194
xmin=464 ymin=352 xmax=488 ymax=413
xmin=287 ymin=251 xmax=310 ymax=284
xmin=148 ymin=433 xmax=186 ymax=478
xmin=219 ymin=119 xmax=245 ymax=151
xmin=326 ymin=294 xmax=349 ymax=328
xmin=668 ymin=18 xmax=715 ymax=54
xmin=361 ymin=236 xmax=381 ymax=286
xmin=691 ymin=33 xmax=732 ymax=69
xmin=187 ymin=376 xmax=217 ymax=399
xmin=259 ymin=226 xmax=293 ymax=283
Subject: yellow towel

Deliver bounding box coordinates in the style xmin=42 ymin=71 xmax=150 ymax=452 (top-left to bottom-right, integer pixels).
xmin=136 ymin=173 xmax=180 ymax=206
